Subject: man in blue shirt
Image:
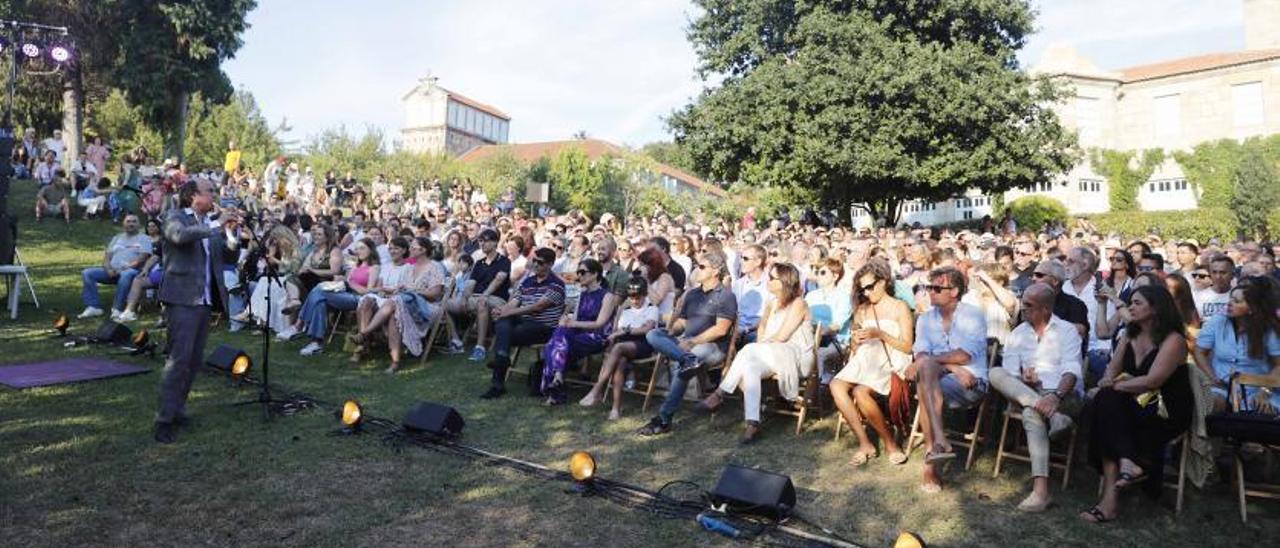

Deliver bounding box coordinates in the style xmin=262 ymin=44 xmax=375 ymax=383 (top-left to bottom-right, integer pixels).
xmin=907 ymin=266 xmax=988 ymax=493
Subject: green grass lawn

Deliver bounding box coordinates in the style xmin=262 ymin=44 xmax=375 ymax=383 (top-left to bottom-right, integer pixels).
xmin=1 ymin=180 xmax=1276 ymax=547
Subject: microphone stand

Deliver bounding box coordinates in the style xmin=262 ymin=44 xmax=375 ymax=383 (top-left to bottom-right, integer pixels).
xmin=234 ymin=226 xmax=293 ymax=420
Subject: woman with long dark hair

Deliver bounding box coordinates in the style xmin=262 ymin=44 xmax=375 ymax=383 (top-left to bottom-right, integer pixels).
xmin=636 ymin=247 xmax=676 ymax=320
xmin=1082 ymin=285 xmax=1193 ymax=523
xmin=1192 ymin=276 xmax=1280 ymax=413
xmin=697 ymin=262 xmax=814 ymax=444
xmin=829 ymin=259 xmax=914 ymax=466
xmin=540 ymin=258 xmax=616 ymax=405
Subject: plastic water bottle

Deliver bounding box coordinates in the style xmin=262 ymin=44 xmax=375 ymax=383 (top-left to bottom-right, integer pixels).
xmin=697 ymin=512 xmax=741 ymax=539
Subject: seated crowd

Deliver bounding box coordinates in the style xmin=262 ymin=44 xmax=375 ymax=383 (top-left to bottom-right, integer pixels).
xmin=54 ymin=156 xmax=1280 ymax=523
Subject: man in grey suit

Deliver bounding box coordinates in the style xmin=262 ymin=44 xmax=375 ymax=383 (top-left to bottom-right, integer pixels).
xmin=154 ymin=178 xmax=236 ymax=444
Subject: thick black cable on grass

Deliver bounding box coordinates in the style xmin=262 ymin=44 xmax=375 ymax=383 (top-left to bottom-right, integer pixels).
xmin=219 ymin=375 xmax=861 ymax=546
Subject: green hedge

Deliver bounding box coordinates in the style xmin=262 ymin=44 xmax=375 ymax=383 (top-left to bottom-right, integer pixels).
xmin=1088 ymin=208 xmax=1240 ymax=241
xmin=1006 ymin=195 xmax=1069 ymax=233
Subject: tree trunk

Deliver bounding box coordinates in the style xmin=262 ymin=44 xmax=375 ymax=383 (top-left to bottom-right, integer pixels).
xmin=163 ymin=91 xmax=189 ymax=163
xmin=61 ymin=64 xmax=84 ymax=170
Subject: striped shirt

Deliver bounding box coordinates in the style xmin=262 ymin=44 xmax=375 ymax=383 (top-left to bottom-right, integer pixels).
xmin=516 ymin=273 xmax=566 ymax=327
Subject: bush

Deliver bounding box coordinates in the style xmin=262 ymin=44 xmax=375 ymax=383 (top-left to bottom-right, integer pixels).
xmin=1005 ymin=196 xmax=1069 ymax=233
xmin=1088 ymin=208 xmax=1240 ymax=242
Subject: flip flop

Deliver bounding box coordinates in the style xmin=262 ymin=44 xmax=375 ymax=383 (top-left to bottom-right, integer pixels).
xmin=925 ymin=450 xmax=957 ymax=464
xmin=918 ymin=483 xmax=942 ymax=494
xmin=888 ymin=451 xmax=909 ymax=465
xmin=1115 ymin=470 xmax=1148 ymax=490
xmin=1080 ymin=506 xmax=1114 ymax=524
xmin=851 ymin=450 xmax=878 ymax=467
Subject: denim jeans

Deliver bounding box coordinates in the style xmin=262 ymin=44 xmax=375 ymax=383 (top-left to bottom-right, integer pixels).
xmin=301 ymin=286 xmax=360 ymax=341
xmin=646 ymin=328 xmax=725 ymax=425
xmin=1086 ymin=349 xmax=1111 ymax=387
xmin=82 ymin=266 xmax=139 ymax=311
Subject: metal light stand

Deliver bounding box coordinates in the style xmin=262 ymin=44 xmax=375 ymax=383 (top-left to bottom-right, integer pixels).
xmin=233 ymin=228 xmax=293 ymax=420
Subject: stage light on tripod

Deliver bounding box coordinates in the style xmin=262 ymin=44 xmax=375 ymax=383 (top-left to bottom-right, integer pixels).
xmin=132 ymin=330 xmax=149 ymax=347
xmin=569 ymin=451 xmax=596 ymax=483
xmin=206 ymin=345 xmax=252 ymax=378
xmin=894 ymin=531 xmax=926 ymax=548
xmin=340 ymin=399 xmax=363 ymax=430
xmin=53 ymin=314 xmax=69 ymax=337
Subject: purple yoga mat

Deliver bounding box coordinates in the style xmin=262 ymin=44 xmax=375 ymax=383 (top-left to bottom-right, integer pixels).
xmin=0 ymin=358 xmax=150 ymax=389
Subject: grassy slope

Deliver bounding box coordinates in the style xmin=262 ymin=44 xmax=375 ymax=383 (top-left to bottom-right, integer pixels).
xmin=0 ymin=181 xmax=1274 ymax=547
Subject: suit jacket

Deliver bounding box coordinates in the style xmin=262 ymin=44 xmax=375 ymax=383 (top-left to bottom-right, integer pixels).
xmin=159 ymin=208 xmax=230 ymax=313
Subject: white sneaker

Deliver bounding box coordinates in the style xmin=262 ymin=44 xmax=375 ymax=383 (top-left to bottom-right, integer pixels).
xmin=117 ymin=310 xmax=138 ymax=322
xmin=275 ymin=327 xmax=299 ymax=341
xmin=78 ymin=307 xmax=104 ymax=319
xmin=299 ymin=341 xmax=324 ymax=356
xmin=110 ymin=308 xmax=123 ymax=320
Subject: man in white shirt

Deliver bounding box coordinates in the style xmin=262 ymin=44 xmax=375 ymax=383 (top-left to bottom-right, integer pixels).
xmin=41 ymin=129 xmax=66 ymax=164
xmin=990 ymin=283 xmax=1083 ymax=512
xmin=1193 ymin=255 xmax=1234 ymax=320
xmin=1061 ymin=246 xmax=1111 ymax=382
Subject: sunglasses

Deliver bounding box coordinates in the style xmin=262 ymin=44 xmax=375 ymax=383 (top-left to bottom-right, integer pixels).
xmin=859 ymin=282 xmax=877 ymax=292
xmin=531 ymin=258 xmax=547 ymax=266
xmin=1110 ymin=256 xmax=1125 ymax=262
xmin=576 ymin=269 xmax=593 ymax=276
xmin=1137 ymin=266 xmax=1154 ymax=272
xmin=1031 ymin=272 xmax=1048 ymax=279
xmin=926 ymin=285 xmax=955 ymax=293
xmin=1015 ymin=251 xmax=1034 ymax=257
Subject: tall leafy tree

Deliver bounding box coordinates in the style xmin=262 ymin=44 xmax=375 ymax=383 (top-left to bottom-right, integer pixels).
xmin=669 ymin=0 xmax=1076 ymax=224
xmin=113 ymin=0 xmax=256 ymax=161
xmin=1231 ymin=145 xmax=1280 ymax=240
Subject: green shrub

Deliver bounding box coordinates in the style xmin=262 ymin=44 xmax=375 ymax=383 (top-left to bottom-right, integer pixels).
xmin=1005 ymin=196 xmax=1069 ymax=233
xmin=1088 ymin=208 xmax=1239 ymax=242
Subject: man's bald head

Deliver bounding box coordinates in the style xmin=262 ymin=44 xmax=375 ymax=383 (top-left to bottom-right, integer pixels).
xmin=1021 ymin=283 xmax=1056 ymax=326
xmin=1024 ymin=283 xmax=1055 ymax=308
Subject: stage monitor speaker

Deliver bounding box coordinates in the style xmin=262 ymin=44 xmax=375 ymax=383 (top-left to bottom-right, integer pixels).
xmin=402 ymin=401 xmax=465 ymax=437
xmin=526 ymin=182 xmax=549 ymax=203
xmin=94 ymin=320 xmax=132 ymax=345
xmin=710 ymin=464 xmax=796 ymax=519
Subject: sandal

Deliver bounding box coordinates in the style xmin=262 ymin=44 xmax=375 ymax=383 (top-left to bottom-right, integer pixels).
xmin=925 ymin=449 xmax=957 ymax=464
xmin=851 ymin=450 xmax=878 ymax=467
xmin=1115 ymin=471 xmax=1148 ymax=490
xmin=888 ymin=451 xmax=909 ymax=465
xmin=918 ymin=483 xmax=942 ymax=494
xmin=384 ymin=362 xmax=400 ymax=374
xmin=1079 ymin=506 xmax=1114 ymax=524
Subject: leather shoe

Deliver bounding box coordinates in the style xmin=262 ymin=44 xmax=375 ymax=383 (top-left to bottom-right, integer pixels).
xmin=153 ymin=422 xmax=177 ymax=444
xmin=480 ymin=386 xmax=507 ymax=399
xmin=739 ymin=421 xmax=762 ymax=446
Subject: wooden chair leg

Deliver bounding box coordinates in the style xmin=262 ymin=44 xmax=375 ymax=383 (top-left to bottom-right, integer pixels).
xmin=834 ymin=415 xmax=844 ymax=442
xmin=993 ymin=411 xmax=1013 ymax=478
xmin=965 ymin=399 xmax=988 ymax=471
xmin=795 ymin=404 xmax=807 ymax=436
xmin=642 ymin=357 xmax=664 ymax=413
xmin=1062 ymin=426 xmax=1078 ymax=490
xmin=1176 ymin=435 xmax=1189 ymax=515
xmin=1237 ymin=455 xmax=1248 ymax=523
xmin=907 ymin=406 xmax=924 ymax=453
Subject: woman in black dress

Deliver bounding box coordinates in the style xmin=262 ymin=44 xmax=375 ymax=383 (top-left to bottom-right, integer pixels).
xmin=1082 ymin=285 xmax=1193 ymax=523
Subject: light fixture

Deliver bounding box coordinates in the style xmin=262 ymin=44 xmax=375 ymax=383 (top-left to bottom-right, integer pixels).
xmin=53 ymin=314 xmax=69 ymax=337
xmin=206 ymin=345 xmax=252 ymax=379
xmin=21 ymin=42 xmax=40 ymax=58
xmin=129 ymin=330 xmax=157 ymax=356
xmin=569 ymin=451 xmax=596 ymax=483
xmin=894 ymin=531 xmax=926 ymax=548
xmin=340 ymin=399 xmax=363 ymax=431
xmin=49 ymin=44 xmax=71 ymax=63
xmin=131 ymin=330 xmax=149 ymax=347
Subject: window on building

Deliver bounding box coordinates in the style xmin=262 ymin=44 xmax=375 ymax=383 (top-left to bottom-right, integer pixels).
xmin=1075 ymin=96 xmax=1101 ymax=144
xmin=1232 ymin=81 xmax=1264 ymax=128
xmin=1153 ymin=93 xmax=1181 ymax=142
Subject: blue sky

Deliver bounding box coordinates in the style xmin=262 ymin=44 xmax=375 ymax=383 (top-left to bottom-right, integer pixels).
xmin=223 ymin=0 xmax=1247 ymax=150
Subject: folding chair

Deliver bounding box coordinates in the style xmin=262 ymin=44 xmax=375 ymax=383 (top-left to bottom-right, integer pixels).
xmin=992 ymin=403 xmax=1081 ymax=489
xmin=759 ymin=324 xmax=828 ymax=436
xmin=1227 ymin=373 xmax=1280 ymax=522
xmin=418 ymin=280 xmax=457 ymax=364
xmin=326 ymin=310 xmax=352 ymax=345
xmin=906 ymin=341 xmax=1001 ymax=471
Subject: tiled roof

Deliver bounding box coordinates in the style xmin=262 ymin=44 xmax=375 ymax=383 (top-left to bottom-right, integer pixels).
xmin=458 ymin=139 xmax=727 ymax=197
xmin=1119 ymin=49 xmax=1280 ymax=83
xmin=443 ymin=88 xmax=511 ymax=120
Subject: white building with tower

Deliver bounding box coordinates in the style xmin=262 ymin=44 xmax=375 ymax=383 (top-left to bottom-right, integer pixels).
xmin=400 ymin=75 xmax=511 ymax=156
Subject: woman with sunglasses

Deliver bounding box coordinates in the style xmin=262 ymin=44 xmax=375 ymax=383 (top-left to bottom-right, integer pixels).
xmin=580 ymin=276 xmax=660 ymax=419
xmin=697 ymin=262 xmax=814 ymax=444
xmin=829 ymin=259 xmax=914 ymax=466
xmin=540 ymin=258 xmax=616 ymax=405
